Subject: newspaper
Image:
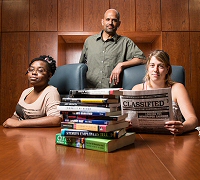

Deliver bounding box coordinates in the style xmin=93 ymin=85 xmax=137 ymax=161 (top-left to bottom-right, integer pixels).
xmin=120 ymin=88 xmax=173 ymax=134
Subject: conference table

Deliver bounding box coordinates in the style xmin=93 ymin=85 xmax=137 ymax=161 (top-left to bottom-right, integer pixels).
xmin=0 ymin=126 xmax=200 ymax=180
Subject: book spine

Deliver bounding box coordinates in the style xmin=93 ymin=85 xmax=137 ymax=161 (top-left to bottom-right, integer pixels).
xmin=63 ymin=119 xmax=116 ymax=125
xmin=56 ymin=134 xmax=86 ymax=149
xmin=62 ymin=98 xmax=108 ymax=104
xmin=59 ymin=102 xmax=108 ymax=107
xmin=57 ymin=105 xmax=111 ymax=112
xmin=56 ymin=133 xmax=109 ymax=152
xmin=70 ymin=90 xmax=111 ymax=95
xmin=69 ymin=111 xmax=114 ymax=116
xmin=61 ymin=122 xmax=108 ymax=132
xmin=60 ymin=129 xmax=119 ymax=138
xmin=63 ymin=114 xmax=120 ymax=121
xmin=61 ymin=111 xmax=121 ymax=117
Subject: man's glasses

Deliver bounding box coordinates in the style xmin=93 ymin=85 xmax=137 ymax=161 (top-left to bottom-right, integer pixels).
xmin=27 ymin=67 xmax=47 ymax=74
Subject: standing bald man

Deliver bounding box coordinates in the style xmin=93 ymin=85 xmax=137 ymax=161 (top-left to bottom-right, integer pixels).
xmin=80 ymin=9 xmax=146 ymax=88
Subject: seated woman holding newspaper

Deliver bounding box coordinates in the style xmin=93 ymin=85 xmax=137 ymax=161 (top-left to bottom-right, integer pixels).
xmin=3 ymin=55 xmax=62 ymax=128
xmin=131 ymin=50 xmax=198 ymax=135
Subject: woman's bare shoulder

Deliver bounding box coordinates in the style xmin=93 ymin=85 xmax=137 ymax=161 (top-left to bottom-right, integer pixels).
xmin=132 ymin=83 xmax=143 ymax=90
xmin=172 ymin=82 xmax=185 ymax=91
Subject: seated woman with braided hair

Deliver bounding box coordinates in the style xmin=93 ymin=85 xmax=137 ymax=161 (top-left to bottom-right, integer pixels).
xmin=3 ymin=55 xmax=62 ymax=128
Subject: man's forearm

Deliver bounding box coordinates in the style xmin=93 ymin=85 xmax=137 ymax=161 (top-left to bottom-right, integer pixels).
xmin=119 ymin=58 xmax=146 ymax=69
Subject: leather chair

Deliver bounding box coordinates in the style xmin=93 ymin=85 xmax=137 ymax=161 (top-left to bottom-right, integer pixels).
xmin=122 ymin=64 xmax=185 ymax=90
xmin=49 ymin=63 xmax=88 ymax=97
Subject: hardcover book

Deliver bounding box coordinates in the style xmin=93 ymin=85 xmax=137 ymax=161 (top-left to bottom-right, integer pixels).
xmin=62 ymin=111 xmax=122 ymax=117
xmin=61 ymin=121 xmax=129 ymax=132
xmin=63 ymin=113 xmax=128 ymax=122
xmin=61 ymin=97 xmax=119 ymax=104
xmin=69 ymin=88 xmax=123 ymax=96
xmin=57 ymin=105 xmax=118 ymax=112
xmin=62 ymin=119 xmax=123 ymax=125
xmin=55 ymin=132 xmax=135 ymax=152
xmin=60 ymin=128 xmax=126 ymax=139
xmin=59 ymin=102 xmax=120 ymax=108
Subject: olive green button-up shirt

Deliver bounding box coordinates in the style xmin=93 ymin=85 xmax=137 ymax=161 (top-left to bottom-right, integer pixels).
xmin=79 ymin=31 xmax=146 ymax=88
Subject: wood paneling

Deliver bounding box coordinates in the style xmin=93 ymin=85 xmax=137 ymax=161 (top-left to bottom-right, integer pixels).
xmin=136 ymin=0 xmax=161 ymax=31
xmin=59 ymin=31 xmax=161 ymax=43
xmin=190 ymin=32 xmax=200 ymax=119
xmin=162 ymin=32 xmax=190 ymax=67
xmin=136 ymin=43 xmax=152 ymax=58
xmin=0 ymin=33 xmax=29 ymax=124
xmin=189 ymin=0 xmax=200 ymax=31
xmin=152 ymin=35 xmax=162 ymax=51
xmin=162 ymin=0 xmax=189 ymax=31
xmin=83 ymin=0 xmax=109 ymax=32
xmin=110 ymin=0 xmax=135 ymax=31
xmin=0 ymin=1 xmax=1 ymax=32
xmin=58 ymin=0 xmax=84 ymax=32
xmin=66 ymin=43 xmax=83 ymax=64
xmin=2 ymin=0 xmax=29 ymax=32
xmin=162 ymin=32 xmax=190 ymax=92
xmin=29 ymin=32 xmax=58 ymax=63
xmin=30 ymin=0 xmax=57 ymax=31
xmin=58 ymin=36 xmax=67 ymax=66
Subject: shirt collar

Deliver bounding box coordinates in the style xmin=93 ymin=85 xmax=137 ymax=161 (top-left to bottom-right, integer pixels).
xmin=96 ymin=30 xmax=120 ymax=43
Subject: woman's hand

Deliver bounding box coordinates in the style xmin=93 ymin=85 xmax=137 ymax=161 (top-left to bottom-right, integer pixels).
xmin=3 ymin=118 xmax=20 ymax=128
xmin=165 ymin=120 xmax=184 ymax=135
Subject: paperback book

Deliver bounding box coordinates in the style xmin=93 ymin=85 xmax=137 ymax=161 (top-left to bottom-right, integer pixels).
xmin=69 ymin=88 xmax=123 ymax=96
xmin=55 ymin=132 xmax=135 ymax=152
xmin=62 ymin=111 xmax=122 ymax=117
xmin=60 ymin=128 xmax=126 ymax=139
xmin=57 ymin=105 xmax=118 ymax=112
xmin=62 ymin=113 xmax=128 ymax=122
xmin=61 ymin=97 xmax=119 ymax=104
xmin=61 ymin=121 xmax=129 ymax=132
xmin=62 ymin=119 xmax=123 ymax=125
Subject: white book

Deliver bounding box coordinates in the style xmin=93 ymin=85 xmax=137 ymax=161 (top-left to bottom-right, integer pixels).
xmin=57 ymin=105 xmax=116 ymax=112
xmin=69 ymin=88 xmax=123 ymax=96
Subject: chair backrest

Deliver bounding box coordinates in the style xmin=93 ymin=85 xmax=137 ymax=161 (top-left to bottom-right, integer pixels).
xmin=122 ymin=64 xmax=185 ymax=90
xmin=49 ymin=63 xmax=88 ymax=96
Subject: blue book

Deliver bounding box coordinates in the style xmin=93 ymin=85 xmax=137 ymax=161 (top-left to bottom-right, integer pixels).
xmin=63 ymin=119 xmax=122 ymax=125
xmin=67 ymin=111 xmax=122 ymax=116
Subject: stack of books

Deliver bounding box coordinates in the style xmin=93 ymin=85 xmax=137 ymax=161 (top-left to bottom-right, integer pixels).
xmin=55 ymin=88 xmax=136 ymax=152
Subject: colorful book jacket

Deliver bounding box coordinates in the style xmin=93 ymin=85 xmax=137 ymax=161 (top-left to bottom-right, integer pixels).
xmin=61 ymin=121 xmax=129 ymax=132
xmin=69 ymin=88 xmax=123 ymax=96
xmin=61 ymin=97 xmax=119 ymax=104
xmin=62 ymin=119 xmax=122 ymax=125
xmin=60 ymin=128 xmax=126 ymax=139
xmin=55 ymin=132 xmax=135 ymax=152
xmin=59 ymin=102 xmax=120 ymax=108
xmin=57 ymin=105 xmax=118 ymax=112
xmin=61 ymin=111 xmax=122 ymax=116
xmin=62 ymin=113 xmax=128 ymax=122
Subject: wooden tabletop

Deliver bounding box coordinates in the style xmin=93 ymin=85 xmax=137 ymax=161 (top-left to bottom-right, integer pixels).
xmin=0 ymin=126 xmax=200 ymax=180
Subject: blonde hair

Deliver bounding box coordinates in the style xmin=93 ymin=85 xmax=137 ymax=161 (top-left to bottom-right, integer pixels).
xmin=144 ymin=50 xmax=175 ymax=87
